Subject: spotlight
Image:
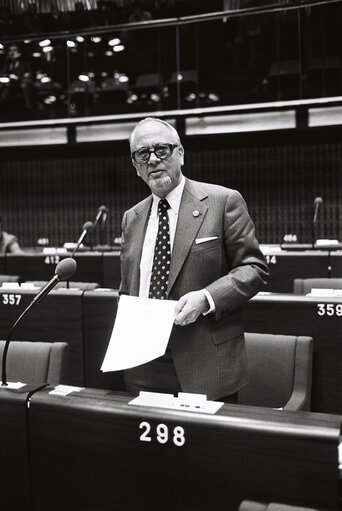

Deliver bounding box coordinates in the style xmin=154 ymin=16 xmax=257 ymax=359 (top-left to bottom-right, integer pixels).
xmin=113 ymin=45 xmax=125 ymax=53
xmin=108 ymin=38 xmax=121 ymax=47
xmin=39 ymin=39 xmax=51 ymax=47
xmin=67 ymin=40 xmax=76 ymax=48
xmin=91 ymin=36 xmax=101 ymax=43
xmin=41 ymin=76 xmax=52 ymax=83
xmin=32 ymin=52 xmax=42 ymax=58
xmin=76 ymin=36 xmax=85 ymax=43
xmin=78 ymin=74 xmax=90 ymax=82
xmin=43 ymin=46 xmax=53 ymax=53
xmin=0 ymin=77 xmax=10 ymax=83
xmin=119 ymin=74 xmax=129 ymax=83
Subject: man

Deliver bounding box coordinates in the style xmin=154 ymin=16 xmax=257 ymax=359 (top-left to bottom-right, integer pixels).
xmin=120 ymin=117 xmax=269 ymax=401
xmin=0 ymin=44 xmax=34 ymax=110
xmin=0 ymin=216 xmax=23 ymax=254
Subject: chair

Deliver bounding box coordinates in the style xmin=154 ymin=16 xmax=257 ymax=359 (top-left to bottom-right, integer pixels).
xmin=293 ymin=278 xmax=342 ymax=295
xmin=27 ymin=281 xmax=100 ymax=290
xmin=238 ymin=333 xmax=313 ymax=411
xmin=0 ymin=341 xmax=69 ymax=386
xmin=0 ymin=274 xmax=21 ymax=284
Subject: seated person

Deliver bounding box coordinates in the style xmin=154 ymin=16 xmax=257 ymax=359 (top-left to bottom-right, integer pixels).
xmin=0 ymin=216 xmax=23 ymax=253
xmin=0 ymin=43 xmax=34 ymax=110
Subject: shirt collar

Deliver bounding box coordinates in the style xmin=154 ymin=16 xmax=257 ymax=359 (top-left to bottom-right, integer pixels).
xmin=152 ymin=174 xmax=185 ymax=215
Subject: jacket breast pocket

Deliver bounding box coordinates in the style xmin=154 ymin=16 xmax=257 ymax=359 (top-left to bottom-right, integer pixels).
xmin=190 ymin=237 xmax=221 ymax=254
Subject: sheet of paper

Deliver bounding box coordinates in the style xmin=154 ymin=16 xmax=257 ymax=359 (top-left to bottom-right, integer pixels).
xmin=101 ymin=295 xmax=177 ymax=372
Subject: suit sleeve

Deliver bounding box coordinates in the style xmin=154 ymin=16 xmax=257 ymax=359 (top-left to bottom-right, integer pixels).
xmin=205 ymin=190 xmax=269 ymax=321
xmin=118 ymin=211 xmax=128 ymax=296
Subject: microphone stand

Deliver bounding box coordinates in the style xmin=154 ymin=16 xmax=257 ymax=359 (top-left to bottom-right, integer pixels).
xmin=1 ymin=302 xmax=33 ymax=386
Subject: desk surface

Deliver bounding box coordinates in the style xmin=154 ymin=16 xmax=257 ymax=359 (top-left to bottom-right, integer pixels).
xmin=243 ymin=293 xmax=342 ymax=414
xmin=28 ymin=387 xmax=342 ymax=511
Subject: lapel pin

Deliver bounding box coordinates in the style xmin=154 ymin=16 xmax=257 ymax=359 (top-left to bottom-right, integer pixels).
xmin=193 ymin=210 xmax=200 ymax=217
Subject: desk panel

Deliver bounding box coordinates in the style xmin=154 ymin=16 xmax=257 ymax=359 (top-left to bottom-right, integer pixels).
xmin=0 ymin=289 xmax=84 ymax=386
xmin=263 ymin=251 xmax=329 ymax=292
xmin=102 ymin=251 xmax=121 ymax=289
xmin=82 ymin=291 xmax=123 ymax=390
xmin=242 ymin=294 xmax=342 ymax=414
xmin=29 ymin=388 xmax=341 ymax=511
xmin=0 ymin=254 xmax=5 ymax=274
xmin=330 ymin=252 xmax=342 ymax=278
xmin=0 ymin=386 xmax=38 ymax=511
xmin=5 ymin=252 xmax=103 ymax=285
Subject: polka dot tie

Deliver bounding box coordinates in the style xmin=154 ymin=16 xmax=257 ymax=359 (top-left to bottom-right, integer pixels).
xmin=149 ymin=198 xmax=171 ymax=300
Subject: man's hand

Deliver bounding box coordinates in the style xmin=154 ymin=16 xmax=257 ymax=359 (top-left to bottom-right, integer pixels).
xmin=174 ymin=290 xmax=209 ymax=326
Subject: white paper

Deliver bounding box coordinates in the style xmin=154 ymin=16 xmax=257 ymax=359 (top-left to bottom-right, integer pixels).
xmin=129 ymin=391 xmax=224 ymax=415
xmin=101 ymin=295 xmax=177 ymax=372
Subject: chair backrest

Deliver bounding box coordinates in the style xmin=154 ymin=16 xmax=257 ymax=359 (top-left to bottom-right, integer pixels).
xmin=0 ymin=341 xmax=69 ymax=386
xmin=293 ymin=278 xmax=342 ymax=294
xmin=0 ymin=274 xmax=21 ymax=284
xmin=28 ymin=281 xmax=100 ymax=290
xmin=238 ymin=333 xmax=313 ymax=410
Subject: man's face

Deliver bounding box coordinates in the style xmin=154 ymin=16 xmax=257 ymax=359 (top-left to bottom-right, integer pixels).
xmin=131 ymin=121 xmax=184 ymax=198
xmin=8 ymin=46 xmax=20 ymax=60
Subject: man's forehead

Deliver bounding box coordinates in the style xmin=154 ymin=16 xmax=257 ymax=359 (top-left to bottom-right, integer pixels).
xmin=133 ymin=122 xmax=174 ymax=143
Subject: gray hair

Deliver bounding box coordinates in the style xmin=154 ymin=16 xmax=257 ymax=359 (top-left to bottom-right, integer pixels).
xmin=129 ymin=117 xmax=181 ymax=150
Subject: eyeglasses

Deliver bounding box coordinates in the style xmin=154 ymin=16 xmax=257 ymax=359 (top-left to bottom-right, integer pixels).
xmin=131 ymin=143 xmax=179 ymax=164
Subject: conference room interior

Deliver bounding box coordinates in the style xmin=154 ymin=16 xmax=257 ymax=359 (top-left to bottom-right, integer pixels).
xmin=0 ymin=0 xmax=342 ymax=510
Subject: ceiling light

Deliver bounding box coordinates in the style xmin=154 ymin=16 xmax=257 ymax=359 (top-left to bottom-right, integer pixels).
xmin=67 ymin=40 xmax=76 ymax=48
xmin=43 ymin=46 xmax=53 ymax=53
xmin=91 ymin=36 xmax=101 ymax=43
xmin=108 ymin=38 xmax=120 ymax=47
xmin=113 ymin=45 xmax=124 ymax=53
xmin=0 ymin=77 xmax=10 ymax=83
xmin=39 ymin=39 xmax=51 ymax=47
xmin=105 ymin=50 xmax=113 ymax=56
xmin=32 ymin=52 xmax=42 ymax=58
xmin=76 ymin=36 xmax=85 ymax=43
xmin=119 ymin=74 xmax=129 ymax=83
xmin=41 ymin=76 xmax=52 ymax=83
xmin=78 ymin=74 xmax=90 ymax=82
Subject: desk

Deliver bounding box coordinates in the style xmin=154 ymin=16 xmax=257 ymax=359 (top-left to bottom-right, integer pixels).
xmin=28 ymin=387 xmax=341 ymax=511
xmin=262 ymin=250 xmax=330 ymax=293
xmin=0 ymin=289 xmax=84 ymax=386
xmin=5 ymin=252 xmax=104 ymax=285
xmin=0 ymin=385 xmax=40 ymax=511
xmin=242 ymin=293 xmax=342 ymax=414
xmin=3 ymin=252 xmax=121 ymax=288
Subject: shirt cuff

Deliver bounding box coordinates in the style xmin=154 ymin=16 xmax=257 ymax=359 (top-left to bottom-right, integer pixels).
xmin=202 ymin=288 xmax=215 ymax=315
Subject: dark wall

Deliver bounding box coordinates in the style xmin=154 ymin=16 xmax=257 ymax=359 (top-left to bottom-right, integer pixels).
xmin=1 ymin=128 xmax=341 ymax=247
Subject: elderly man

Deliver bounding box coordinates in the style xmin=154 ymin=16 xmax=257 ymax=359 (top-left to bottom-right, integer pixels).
xmin=120 ymin=117 xmax=268 ymax=402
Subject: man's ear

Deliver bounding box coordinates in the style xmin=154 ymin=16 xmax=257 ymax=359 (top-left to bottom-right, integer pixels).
xmin=132 ymin=160 xmax=141 ymax=177
xmin=178 ymin=145 xmax=184 ymax=166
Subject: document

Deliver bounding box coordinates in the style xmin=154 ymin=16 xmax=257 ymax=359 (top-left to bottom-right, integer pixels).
xmin=101 ymin=295 xmax=178 ymax=372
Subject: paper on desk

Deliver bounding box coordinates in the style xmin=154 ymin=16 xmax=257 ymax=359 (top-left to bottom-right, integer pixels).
xmin=101 ymin=295 xmax=177 ymax=372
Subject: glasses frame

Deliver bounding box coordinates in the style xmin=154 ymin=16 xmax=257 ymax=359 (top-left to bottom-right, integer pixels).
xmin=131 ymin=143 xmax=179 ymax=164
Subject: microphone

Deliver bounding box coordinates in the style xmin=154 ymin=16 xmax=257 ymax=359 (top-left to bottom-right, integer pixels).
xmin=312 ymin=196 xmax=323 ymax=247
xmin=93 ymin=205 xmax=108 ymax=246
xmin=1 ymin=258 xmax=77 ymax=387
xmin=71 ymin=221 xmax=94 ymax=257
xmin=93 ymin=205 xmax=108 ymax=230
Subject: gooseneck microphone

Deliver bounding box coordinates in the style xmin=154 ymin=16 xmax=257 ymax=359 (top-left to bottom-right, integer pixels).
xmin=93 ymin=205 xmax=108 ymax=246
xmin=312 ymin=196 xmax=323 ymax=248
xmin=71 ymin=221 xmax=94 ymax=257
xmin=93 ymin=205 xmax=108 ymax=230
xmin=1 ymin=258 xmax=77 ymax=387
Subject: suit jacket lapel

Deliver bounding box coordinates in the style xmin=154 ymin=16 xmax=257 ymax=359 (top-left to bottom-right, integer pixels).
xmin=130 ymin=197 xmax=152 ymax=295
xmin=167 ymin=180 xmax=208 ymax=295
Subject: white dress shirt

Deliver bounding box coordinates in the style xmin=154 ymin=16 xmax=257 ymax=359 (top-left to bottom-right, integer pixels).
xmin=139 ymin=175 xmax=215 ymax=313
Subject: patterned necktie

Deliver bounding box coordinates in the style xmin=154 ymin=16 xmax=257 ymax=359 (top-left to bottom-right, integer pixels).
xmin=149 ymin=198 xmax=171 ymax=300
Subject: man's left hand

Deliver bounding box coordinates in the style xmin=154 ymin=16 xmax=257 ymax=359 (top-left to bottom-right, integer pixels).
xmin=174 ymin=291 xmax=209 ymax=326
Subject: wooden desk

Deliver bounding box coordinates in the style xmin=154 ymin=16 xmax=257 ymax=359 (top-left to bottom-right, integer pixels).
xmin=5 ymin=252 xmax=104 ymax=286
xmin=263 ymin=250 xmax=330 ymax=293
xmin=0 ymin=289 xmax=84 ymax=386
xmin=0 ymin=385 xmax=39 ymax=511
xmin=242 ymin=293 xmax=342 ymax=414
xmin=0 ymin=254 xmax=5 ymax=274
xmin=28 ymin=387 xmax=342 ymax=511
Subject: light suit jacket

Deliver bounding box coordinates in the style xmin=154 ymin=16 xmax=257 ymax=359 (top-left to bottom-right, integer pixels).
xmin=120 ymin=178 xmax=269 ymax=400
